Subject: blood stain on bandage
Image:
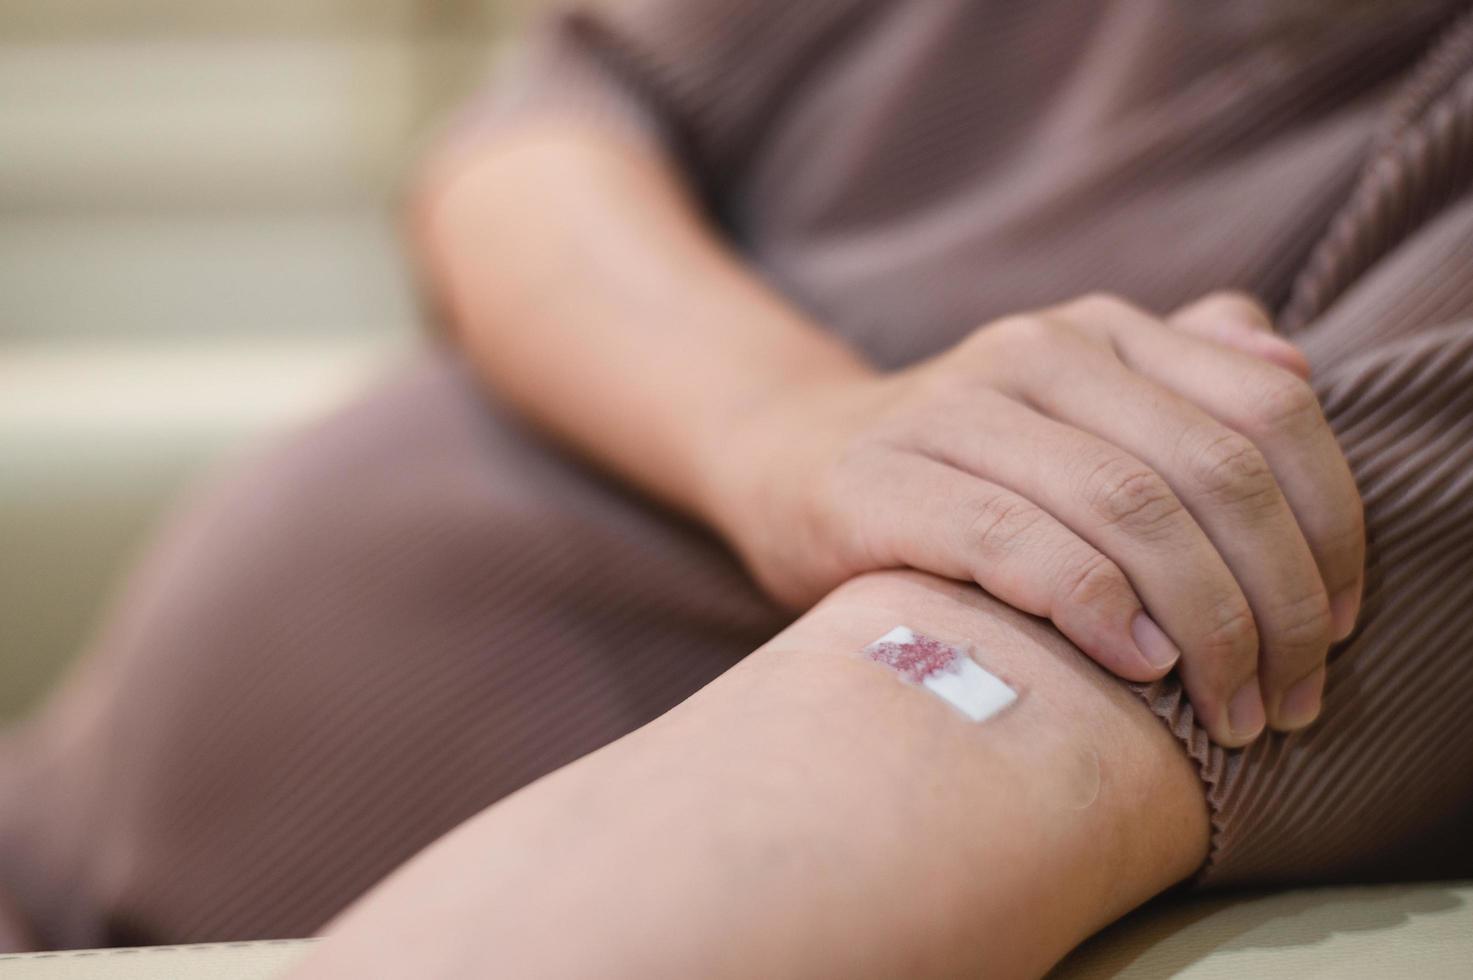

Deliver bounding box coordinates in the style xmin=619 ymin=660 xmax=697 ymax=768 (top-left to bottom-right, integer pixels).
xmin=864 ymin=626 xmax=1018 ymax=722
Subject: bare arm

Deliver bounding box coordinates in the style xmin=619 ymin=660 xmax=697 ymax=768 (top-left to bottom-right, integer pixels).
xmin=413 ymin=120 xmax=869 ymax=526
xmin=413 ymin=114 xmax=1362 ymax=745
xmin=290 ymin=571 xmax=1208 ymax=979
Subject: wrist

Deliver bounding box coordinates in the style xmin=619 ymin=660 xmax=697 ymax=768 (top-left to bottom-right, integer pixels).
xmin=693 ymin=350 xmax=882 ymax=603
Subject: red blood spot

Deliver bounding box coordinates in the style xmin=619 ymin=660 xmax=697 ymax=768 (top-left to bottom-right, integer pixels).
xmin=866 ymin=632 xmax=960 ymax=683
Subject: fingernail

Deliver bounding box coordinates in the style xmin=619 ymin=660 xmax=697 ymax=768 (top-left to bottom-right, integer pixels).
xmin=1131 ymin=612 xmax=1180 ymax=670
xmin=1330 ymin=579 xmax=1363 ymax=641
xmin=1278 ymin=667 xmax=1326 ymax=730
xmin=1227 ymin=680 xmax=1266 ymax=742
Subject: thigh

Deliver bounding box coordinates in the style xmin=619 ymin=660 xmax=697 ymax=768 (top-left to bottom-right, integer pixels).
xmin=0 ymin=351 xmax=787 ymax=949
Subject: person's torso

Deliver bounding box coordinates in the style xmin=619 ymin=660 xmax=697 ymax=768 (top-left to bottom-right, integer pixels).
xmin=715 ymin=0 xmax=1471 ymax=367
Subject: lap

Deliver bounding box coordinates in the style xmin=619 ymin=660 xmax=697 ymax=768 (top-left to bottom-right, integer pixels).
xmin=0 ymin=350 xmax=787 ymax=948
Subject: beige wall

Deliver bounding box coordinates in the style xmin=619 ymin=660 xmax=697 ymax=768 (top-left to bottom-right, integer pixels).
xmin=0 ymin=2 xmax=542 ymax=718
xmin=0 ymin=0 xmax=540 ymax=342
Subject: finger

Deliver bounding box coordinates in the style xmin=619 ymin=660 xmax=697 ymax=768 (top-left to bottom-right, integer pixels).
xmin=992 ymin=317 xmax=1331 ymax=731
xmin=912 ymin=385 xmax=1265 ymax=746
xmin=1168 ymin=292 xmax=1311 ymax=379
xmin=1072 ymin=296 xmax=1365 ymax=651
xmin=848 ymin=452 xmax=1178 ymax=682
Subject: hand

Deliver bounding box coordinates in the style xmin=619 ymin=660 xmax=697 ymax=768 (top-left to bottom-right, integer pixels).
xmin=713 ymin=292 xmax=1365 ymax=746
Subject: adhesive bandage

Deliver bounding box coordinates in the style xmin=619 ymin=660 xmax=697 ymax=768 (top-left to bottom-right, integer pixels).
xmin=864 ymin=626 xmax=1017 ymax=722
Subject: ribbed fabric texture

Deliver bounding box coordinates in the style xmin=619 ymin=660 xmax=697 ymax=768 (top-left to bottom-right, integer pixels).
xmin=1147 ymin=5 xmax=1473 ymax=884
xmin=2 ymin=0 xmax=1472 ymax=949
xmin=0 ymin=357 xmax=789 ymax=949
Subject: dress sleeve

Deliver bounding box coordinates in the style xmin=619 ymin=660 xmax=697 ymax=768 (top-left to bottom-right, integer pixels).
xmin=1133 ymin=319 xmax=1473 ymax=887
xmin=446 ymin=0 xmax=877 ymax=196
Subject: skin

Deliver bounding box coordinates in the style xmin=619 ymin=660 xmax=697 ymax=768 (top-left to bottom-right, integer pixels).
xmin=414 ymin=118 xmax=1364 ymax=746
xmin=289 ymin=571 xmax=1210 ymax=980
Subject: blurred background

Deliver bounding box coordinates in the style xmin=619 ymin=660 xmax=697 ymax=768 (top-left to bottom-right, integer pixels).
xmin=1 ymin=0 xmax=540 ymax=718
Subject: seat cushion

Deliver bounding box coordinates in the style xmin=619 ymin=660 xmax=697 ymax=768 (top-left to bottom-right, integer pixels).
xmin=0 ymin=882 xmax=1468 ymax=978
xmin=0 ymin=940 xmax=313 ymax=979
xmin=1053 ymin=880 xmax=1473 ymax=978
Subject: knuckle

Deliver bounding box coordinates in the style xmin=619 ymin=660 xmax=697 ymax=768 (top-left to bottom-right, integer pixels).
xmin=1248 ymin=373 xmax=1322 ymax=434
xmin=1196 ymin=290 xmax=1270 ymax=325
xmin=1058 ymin=551 xmax=1131 ymax=609
xmin=1083 ymin=457 xmax=1183 ymax=538
xmin=965 ymin=495 xmax=1045 ymax=558
xmin=1268 ymin=590 xmax=1334 ymax=657
xmin=1063 ymin=291 xmax=1134 ymax=320
xmin=953 ymin=325 xmax=996 ymax=359
xmin=1199 ymin=597 xmax=1259 ymax=663
xmin=1188 ymin=431 xmax=1277 ymax=507
xmin=883 ymin=371 xmax=974 ymax=439
xmin=980 ymin=313 xmax=1067 ymax=353
xmin=907 ymin=363 xmax=972 ymax=412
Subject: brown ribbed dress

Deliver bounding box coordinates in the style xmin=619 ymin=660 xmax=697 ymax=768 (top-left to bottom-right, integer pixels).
xmin=3 ymin=0 xmax=1473 ymax=951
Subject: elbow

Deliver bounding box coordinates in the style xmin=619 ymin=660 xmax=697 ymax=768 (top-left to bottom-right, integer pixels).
xmin=400 ymin=136 xmax=497 ymax=347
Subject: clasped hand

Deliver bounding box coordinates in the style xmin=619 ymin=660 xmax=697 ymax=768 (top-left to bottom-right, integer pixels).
xmin=718 ymin=293 xmax=1364 ymax=747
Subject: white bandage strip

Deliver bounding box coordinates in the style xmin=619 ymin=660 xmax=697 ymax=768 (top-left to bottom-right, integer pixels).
xmin=865 ymin=626 xmax=1017 ymax=722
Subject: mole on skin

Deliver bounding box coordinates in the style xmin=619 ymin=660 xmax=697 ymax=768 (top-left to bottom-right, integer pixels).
xmin=864 ymin=626 xmax=1018 ymax=723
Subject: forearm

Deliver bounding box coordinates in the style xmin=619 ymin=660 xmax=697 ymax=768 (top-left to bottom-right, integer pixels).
xmin=412 ymin=118 xmax=869 ymax=526
xmin=291 ymin=572 xmax=1208 ymax=979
